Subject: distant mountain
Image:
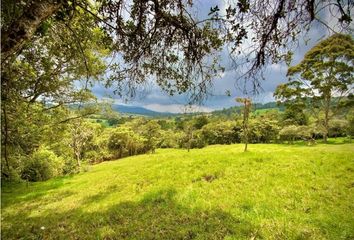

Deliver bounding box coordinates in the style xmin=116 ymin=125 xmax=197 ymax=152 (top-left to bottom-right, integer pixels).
xmin=111 ymin=104 xmax=174 ymax=116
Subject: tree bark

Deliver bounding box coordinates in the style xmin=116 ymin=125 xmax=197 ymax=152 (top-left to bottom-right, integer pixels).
xmin=76 ymin=152 xmax=81 ymax=167
xmin=1 ymin=0 xmax=63 ymax=64
xmin=2 ymin=103 xmax=10 ymax=173
xmin=323 ymin=95 xmax=331 ymax=143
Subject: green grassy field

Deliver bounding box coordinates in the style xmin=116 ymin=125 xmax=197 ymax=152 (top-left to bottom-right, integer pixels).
xmin=2 ymin=143 xmax=354 ymax=239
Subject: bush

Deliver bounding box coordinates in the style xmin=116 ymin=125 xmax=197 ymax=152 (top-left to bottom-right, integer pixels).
xmin=329 ymin=119 xmax=349 ymax=137
xmin=189 ymin=131 xmax=207 ymax=149
xmin=159 ymin=130 xmax=183 ymax=148
xmin=108 ymin=127 xmax=148 ymax=159
xmin=201 ymin=121 xmax=241 ymax=145
xmin=62 ymin=157 xmax=79 ymax=175
xmin=5 ymin=167 xmax=22 ymax=183
xmin=279 ymin=125 xmax=313 ymax=143
xmin=347 ymin=111 xmax=354 ymax=137
xmin=21 ymin=148 xmax=64 ymax=181
xmin=279 ymin=125 xmax=301 ymax=143
xmin=248 ymin=119 xmax=280 ymax=143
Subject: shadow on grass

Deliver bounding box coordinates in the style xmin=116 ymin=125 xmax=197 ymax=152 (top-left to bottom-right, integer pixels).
xmin=2 ymin=188 xmax=258 ymax=240
xmin=290 ymin=137 xmax=351 ymax=146
xmin=1 ymin=176 xmax=73 ymax=208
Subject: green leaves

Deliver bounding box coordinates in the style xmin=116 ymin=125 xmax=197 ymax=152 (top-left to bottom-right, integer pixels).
xmin=275 ymin=34 xmax=354 ymax=141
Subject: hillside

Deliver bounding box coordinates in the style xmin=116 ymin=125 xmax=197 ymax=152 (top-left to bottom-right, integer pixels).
xmin=212 ymin=101 xmax=285 ymax=117
xmin=2 ymin=143 xmax=354 ymax=239
xmin=111 ymin=104 xmax=175 ymax=117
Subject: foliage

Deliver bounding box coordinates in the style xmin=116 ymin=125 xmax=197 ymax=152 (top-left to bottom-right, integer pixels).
xmin=193 ymin=115 xmax=209 ymax=129
xmin=275 ymin=34 xmax=354 ymax=142
xmin=107 ymin=127 xmax=148 ymax=159
xmin=347 ymin=110 xmax=354 ymax=137
xmin=140 ymin=121 xmax=162 ymax=153
xmin=248 ymin=119 xmax=280 ymax=143
xmin=213 ymin=0 xmax=352 ymax=83
xmin=21 ymin=147 xmax=64 ymax=182
xmin=1 ymin=3 xmax=108 ymax=177
xmin=201 ymin=121 xmax=241 ymax=145
xmin=278 ymin=125 xmax=314 ymax=143
xmin=328 ymin=119 xmax=349 ymax=137
xmin=159 ymin=130 xmax=183 ymax=149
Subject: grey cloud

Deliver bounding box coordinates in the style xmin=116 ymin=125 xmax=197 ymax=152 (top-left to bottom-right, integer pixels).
xmin=90 ymin=4 xmax=329 ymax=110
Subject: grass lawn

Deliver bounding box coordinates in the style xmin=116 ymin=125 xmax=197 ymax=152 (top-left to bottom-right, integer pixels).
xmin=2 ymin=143 xmax=354 ymax=239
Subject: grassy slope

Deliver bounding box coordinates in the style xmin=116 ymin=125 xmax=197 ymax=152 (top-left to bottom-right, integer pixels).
xmin=2 ymin=143 xmax=354 ymax=239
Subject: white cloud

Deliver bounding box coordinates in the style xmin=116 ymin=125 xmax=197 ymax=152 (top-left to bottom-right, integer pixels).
xmin=98 ymin=97 xmax=128 ymax=105
xmin=144 ymin=104 xmax=214 ymax=113
xmin=269 ymin=63 xmax=287 ymax=73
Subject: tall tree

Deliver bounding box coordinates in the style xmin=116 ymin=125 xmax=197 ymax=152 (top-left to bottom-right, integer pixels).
xmin=1 ymin=0 xmax=63 ymax=64
xmin=0 ymin=3 xmax=108 ymax=176
xmin=236 ymin=98 xmax=252 ymax=152
xmin=274 ymin=34 xmax=354 ymax=142
xmin=141 ymin=121 xmax=161 ymax=153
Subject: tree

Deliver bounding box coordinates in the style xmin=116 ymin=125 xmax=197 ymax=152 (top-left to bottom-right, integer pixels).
xmin=248 ymin=118 xmax=280 ymax=143
xmin=2 ymin=1 xmax=352 ymax=98
xmin=236 ymin=98 xmax=252 ymax=151
xmin=1 ymin=0 xmax=223 ymax=103
xmin=328 ymin=119 xmax=349 ymax=138
xmin=69 ymin=120 xmax=94 ymax=167
xmin=193 ymin=115 xmax=209 ymax=130
xmin=0 ymin=2 xmax=108 ymax=176
xmin=1 ymin=0 xmax=63 ymax=63
xmin=141 ymin=121 xmax=161 ymax=153
xmin=107 ymin=126 xmax=148 ymax=158
xmin=210 ymin=0 xmax=352 ymax=85
xmin=183 ymin=122 xmax=194 ymax=152
xmin=274 ymin=34 xmax=354 ymax=142
xmin=201 ymin=121 xmax=240 ymax=145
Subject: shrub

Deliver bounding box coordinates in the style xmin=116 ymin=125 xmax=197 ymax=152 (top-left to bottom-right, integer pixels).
xmin=62 ymin=157 xmax=79 ymax=175
xmin=21 ymin=148 xmax=64 ymax=181
xmin=201 ymin=121 xmax=241 ymax=145
xmin=328 ymin=119 xmax=349 ymax=137
xmin=279 ymin=125 xmax=313 ymax=143
xmin=108 ymin=127 xmax=148 ymax=159
xmin=159 ymin=130 xmax=182 ymax=148
xmin=189 ymin=131 xmax=207 ymax=149
xmin=279 ymin=125 xmax=301 ymax=143
xmin=248 ymin=119 xmax=280 ymax=143
xmin=5 ymin=167 xmax=22 ymax=183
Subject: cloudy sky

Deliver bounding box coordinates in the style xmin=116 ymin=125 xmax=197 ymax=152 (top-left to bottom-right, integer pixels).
xmin=90 ymin=0 xmax=339 ymax=113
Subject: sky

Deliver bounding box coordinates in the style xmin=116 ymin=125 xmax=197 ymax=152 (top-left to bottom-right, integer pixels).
xmin=90 ymin=0 xmax=341 ymax=113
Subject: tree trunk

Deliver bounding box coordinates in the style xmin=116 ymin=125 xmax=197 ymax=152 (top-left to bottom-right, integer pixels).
xmin=1 ymin=0 xmax=63 ymax=64
xmin=2 ymin=103 xmax=10 ymax=173
xmin=76 ymin=152 xmax=81 ymax=167
xmin=243 ymin=102 xmax=250 ymax=152
xmin=323 ymin=95 xmax=331 ymax=143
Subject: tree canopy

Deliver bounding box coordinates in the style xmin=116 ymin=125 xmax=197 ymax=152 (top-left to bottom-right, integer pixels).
xmin=274 ymin=34 xmax=354 ymax=142
xmin=1 ymin=0 xmax=353 ymax=99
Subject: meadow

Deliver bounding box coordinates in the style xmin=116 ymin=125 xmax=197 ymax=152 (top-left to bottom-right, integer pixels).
xmin=2 ymin=143 xmax=354 ymax=239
